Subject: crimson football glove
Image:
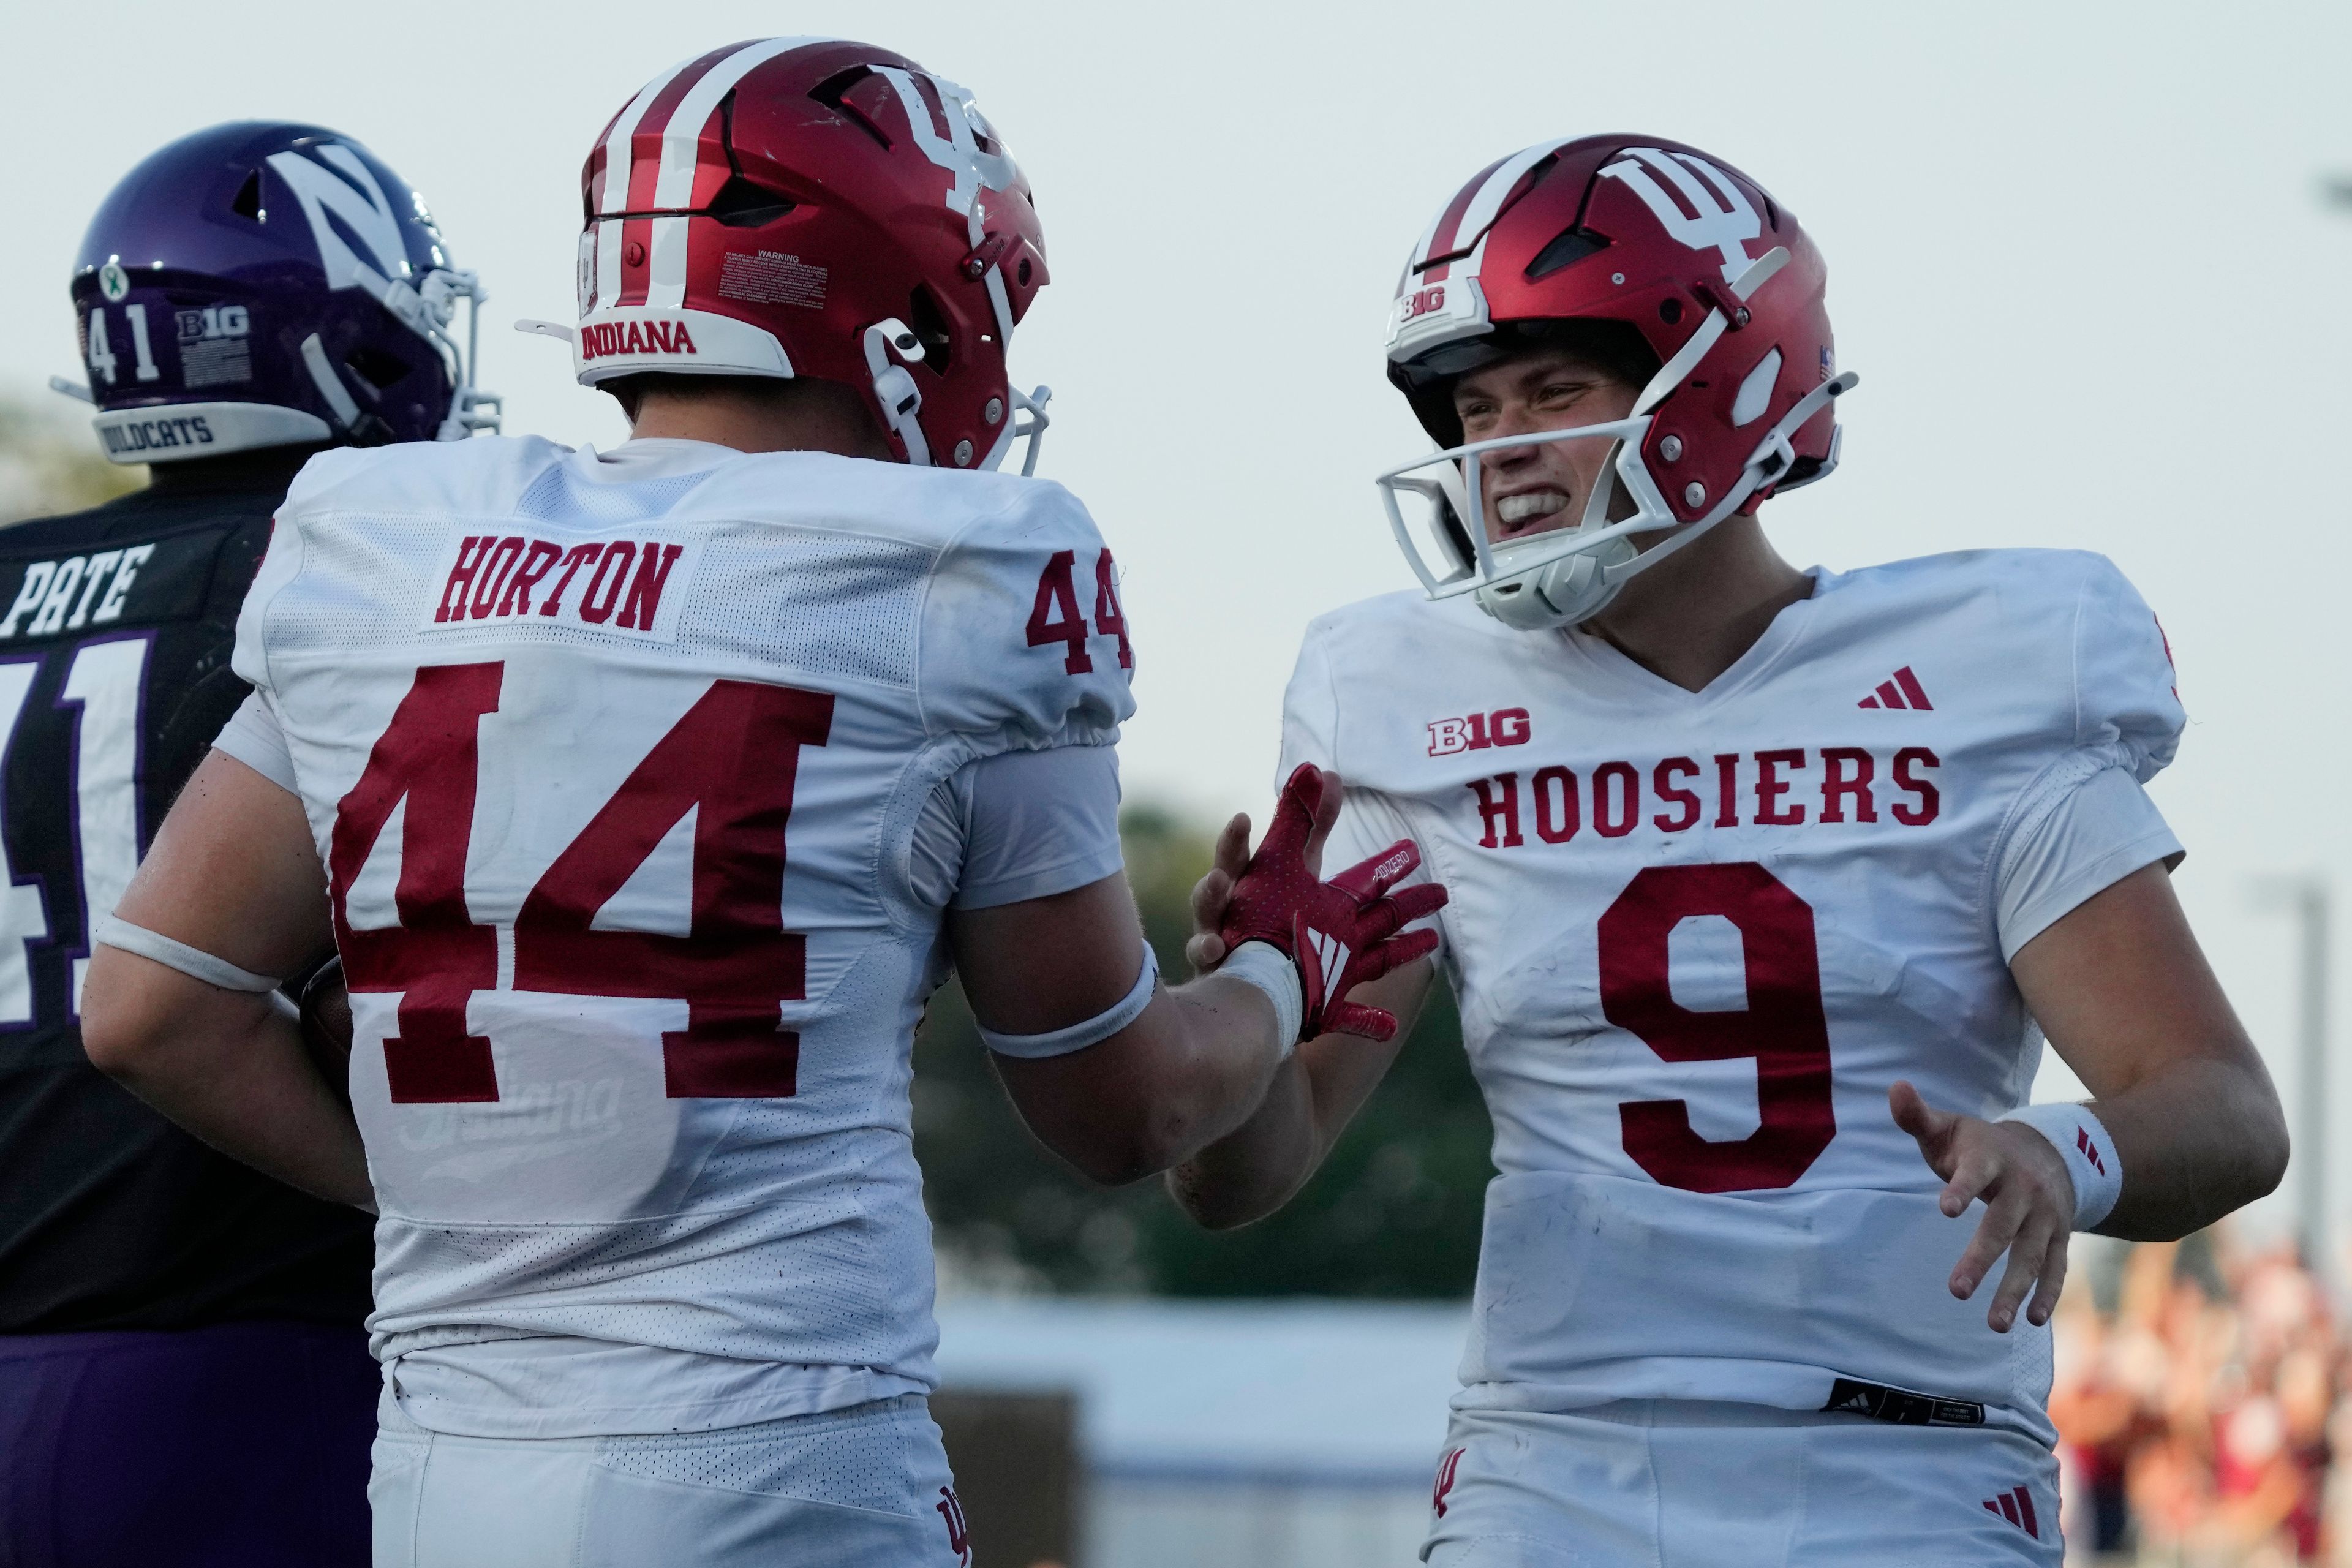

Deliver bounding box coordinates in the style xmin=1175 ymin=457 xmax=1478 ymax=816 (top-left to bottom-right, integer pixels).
xmin=1218 ymin=764 xmax=1449 ymax=1043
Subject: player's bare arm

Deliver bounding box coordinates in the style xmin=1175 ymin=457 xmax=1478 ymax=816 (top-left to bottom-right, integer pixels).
xmin=965 ymin=765 xmax=1443 ymax=1186
xmin=1892 ymin=861 xmax=2286 ymax=1333
xmin=81 ymin=752 xmax=369 ymax=1208
xmin=957 ymin=876 xmax=1287 ymax=1186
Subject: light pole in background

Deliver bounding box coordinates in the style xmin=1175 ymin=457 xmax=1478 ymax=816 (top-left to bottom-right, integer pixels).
xmin=2294 ymin=173 xmax=2352 ymax=1280
xmin=2255 ymin=876 xmax=2333 ymax=1277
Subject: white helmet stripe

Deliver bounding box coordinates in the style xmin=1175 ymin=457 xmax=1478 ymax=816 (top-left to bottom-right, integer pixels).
xmin=592 ymin=59 xmax=680 ymax=311
xmin=645 ymin=37 xmax=821 ymax=310
xmin=1449 ymin=138 xmax=1574 ymax=272
xmin=644 ymin=216 xmax=691 ymax=313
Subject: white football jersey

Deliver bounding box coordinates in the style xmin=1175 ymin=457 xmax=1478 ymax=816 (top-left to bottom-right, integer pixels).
xmin=233 ymin=435 xmax=1134 ymax=1424
xmin=1280 ymin=551 xmax=2182 ymax=1440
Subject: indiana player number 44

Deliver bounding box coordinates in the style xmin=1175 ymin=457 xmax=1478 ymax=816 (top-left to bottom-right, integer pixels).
xmin=74 ymin=39 xmax=1439 ymax=1568
xmin=1176 ymin=137 xmax=2288 ymax=1566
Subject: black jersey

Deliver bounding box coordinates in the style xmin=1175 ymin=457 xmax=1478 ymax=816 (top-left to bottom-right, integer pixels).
xmin=0 ymin=451 xmax=371 ymax=1333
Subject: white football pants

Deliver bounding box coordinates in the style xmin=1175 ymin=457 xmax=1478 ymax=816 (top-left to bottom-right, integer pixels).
xmin=1422 ymin=1399 xmax=2062 ymax=1568
xmin=369 ymin=1393 xmax=972 ymax=1567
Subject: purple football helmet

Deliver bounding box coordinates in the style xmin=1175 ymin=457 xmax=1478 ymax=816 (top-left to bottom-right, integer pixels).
xmin=55 ymin=121 xmax=499 ymax=464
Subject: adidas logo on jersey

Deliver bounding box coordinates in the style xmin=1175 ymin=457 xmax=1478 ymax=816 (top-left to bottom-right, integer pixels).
xmin=422 ymin=529 xmax=701 ymax=642
xmin=1856 ymin=666 xmax=1933 ymax=710
xmin=1982 ymin=1485 xmax=2040 ymax=1538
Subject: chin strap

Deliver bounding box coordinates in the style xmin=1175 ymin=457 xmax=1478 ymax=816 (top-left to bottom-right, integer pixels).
xmin=862 ymin=318 xmax=930 ymax=466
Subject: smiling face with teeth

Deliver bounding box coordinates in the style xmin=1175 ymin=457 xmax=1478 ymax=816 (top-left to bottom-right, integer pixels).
xmin=1449 ymin=347 xmax=1643 ymax=546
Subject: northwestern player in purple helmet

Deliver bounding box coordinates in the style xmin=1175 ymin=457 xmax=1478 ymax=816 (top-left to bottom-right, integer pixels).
xmin=0 ymin=122 xmax=494 ymax=1566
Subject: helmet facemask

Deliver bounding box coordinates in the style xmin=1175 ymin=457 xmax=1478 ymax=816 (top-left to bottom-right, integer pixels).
xmin=1377 ymin=363 xmax=1852 ymax=631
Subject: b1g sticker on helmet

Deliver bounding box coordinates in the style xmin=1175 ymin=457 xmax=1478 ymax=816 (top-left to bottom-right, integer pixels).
xmin=176 ymin=304 xmax=252 ymax=388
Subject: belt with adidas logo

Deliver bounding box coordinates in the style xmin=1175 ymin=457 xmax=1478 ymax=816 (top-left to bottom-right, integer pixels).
xmin=1820 ymin=1376 xmax=1985 ymax=1427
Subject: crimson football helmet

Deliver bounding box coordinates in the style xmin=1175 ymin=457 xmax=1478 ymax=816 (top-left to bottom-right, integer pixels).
xmin=1379 ymin=136 xmax=1856 ymax=629
xmin=540 ymin=37 xmax=1052 ymax=472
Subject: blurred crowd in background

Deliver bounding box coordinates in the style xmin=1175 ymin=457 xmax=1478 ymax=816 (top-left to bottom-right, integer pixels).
xmin=2053 ymin=1236 xmax=2349 ymax=1567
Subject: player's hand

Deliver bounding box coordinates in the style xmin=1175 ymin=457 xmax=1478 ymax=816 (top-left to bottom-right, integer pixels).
xmin=1186 ymin=812 xmax=1258 ymax=975
xmin=1213 ymin=764 xmax=1447 ymax=1042
xmin=1891 ymin=1080 xmax=2076 ymax=1334
xmin=1189 ymin=767 xmax=1348 ymax=974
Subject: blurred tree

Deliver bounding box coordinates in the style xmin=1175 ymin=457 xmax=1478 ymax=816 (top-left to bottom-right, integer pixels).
xmin=914 ymin=806 xmax=1493 ymax=1299
xmin=0 ymin=396 xmax=142 ymax=524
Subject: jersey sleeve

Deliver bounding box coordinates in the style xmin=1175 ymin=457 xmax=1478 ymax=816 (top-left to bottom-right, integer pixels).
xmin=1989 ymin=557 xmax=2190 ymax=959
xmin=228 ymin=499 xmax=312 ymax=699
xmin=1993 ymin=762 xmax=2182 ymax=959
xmin=2071 ymin=556 xmax=2184 ymax=780
xmin=211 ymin=690 xmax=298 ymax=794
xmin=954 ymin=744 xmax=1124 ymax=910
xmin=916 ymin=481 xmax=1136 ymax=760
xmin=909 ymin=745 xmax=1126 ymax=913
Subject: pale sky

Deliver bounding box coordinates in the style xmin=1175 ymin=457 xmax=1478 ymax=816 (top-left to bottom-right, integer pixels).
xmin=4 ymin=0 xmax=2349 ymax=1251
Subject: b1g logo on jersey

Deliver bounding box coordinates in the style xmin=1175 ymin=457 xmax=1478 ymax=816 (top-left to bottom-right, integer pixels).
xmin=420 ymin=529 xmax=703 ymax=642
xmin=1428 ymin=707 xmax=1530 ymax=756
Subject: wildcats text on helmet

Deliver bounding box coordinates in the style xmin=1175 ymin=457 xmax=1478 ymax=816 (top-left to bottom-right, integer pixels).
xmin=579 ymin=320 xmax=700 ymax=361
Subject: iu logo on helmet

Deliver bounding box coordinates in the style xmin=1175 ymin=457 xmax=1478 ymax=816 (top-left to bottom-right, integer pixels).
xmin=1597 ymin=147 xmax=1762 ymax=285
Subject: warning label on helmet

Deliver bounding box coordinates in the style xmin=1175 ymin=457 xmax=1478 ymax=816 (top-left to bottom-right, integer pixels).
xmin=718 ymin=251 xmax=828 ymax=311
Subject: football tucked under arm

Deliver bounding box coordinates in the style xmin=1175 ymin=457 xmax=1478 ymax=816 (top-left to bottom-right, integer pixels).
xmin=1216 ymin=764 xmax=1447 ymax=1044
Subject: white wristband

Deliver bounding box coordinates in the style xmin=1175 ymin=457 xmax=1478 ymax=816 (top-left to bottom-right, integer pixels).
xmin=94 ymin=915 xmax=285 ymax=993
xmin=2000 ymin=1102 xmax=2122 ymax=1231
xmin=1218 ymin=941 xmax=1303 ymax=1059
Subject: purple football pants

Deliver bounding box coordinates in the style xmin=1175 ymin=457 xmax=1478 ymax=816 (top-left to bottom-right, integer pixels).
xmin=0 ymin=1319 xmax=376 ymax=1567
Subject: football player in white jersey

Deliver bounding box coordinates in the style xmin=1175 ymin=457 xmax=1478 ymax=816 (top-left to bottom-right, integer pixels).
xmin=72 ymin=39 xmax=1439 ymax=1568
xmin=1171 ymin=136 xmax=2288 ymax=1565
